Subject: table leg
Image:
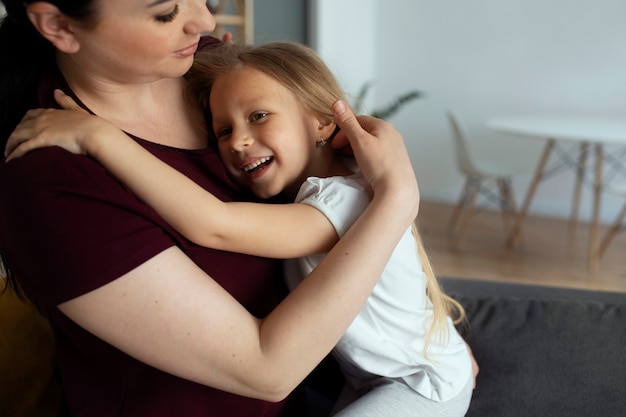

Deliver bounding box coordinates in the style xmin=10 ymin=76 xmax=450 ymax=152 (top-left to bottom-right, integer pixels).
xmin=589 ymin=144 xmax=603 ymax=270
xmin=569 ymin=142 xmax=589 ymax=232
xmin=507 ymin=139 xmax=555 ymax=247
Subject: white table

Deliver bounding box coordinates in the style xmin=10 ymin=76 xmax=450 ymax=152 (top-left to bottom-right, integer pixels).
xmin=487 ymin=116 xmax=626 ymax=269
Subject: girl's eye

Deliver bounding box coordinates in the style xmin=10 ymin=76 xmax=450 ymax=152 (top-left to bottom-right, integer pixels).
xmin=250 ymin=112 xmax=269 ymax=123
xmin=155 ymin=4 xmax=179 ymax=23
xmin=215 ymin=127 xmax=232 ymax=141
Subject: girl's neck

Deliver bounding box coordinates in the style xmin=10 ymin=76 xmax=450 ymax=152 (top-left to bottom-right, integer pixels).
xmin=283 ymin=152 xmax=355 ymax=200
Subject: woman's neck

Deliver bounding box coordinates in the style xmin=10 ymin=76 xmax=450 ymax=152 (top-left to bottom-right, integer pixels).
xmin=57 ymin=57 xmax=208 ymax=150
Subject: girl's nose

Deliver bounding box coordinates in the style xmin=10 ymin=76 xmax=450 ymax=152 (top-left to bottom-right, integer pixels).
xmin=230 ymin=131 xmax=253 ymax=152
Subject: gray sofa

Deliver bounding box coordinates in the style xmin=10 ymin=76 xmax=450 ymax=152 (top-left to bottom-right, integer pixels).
xmin=441 ymin=277 xmax=626 ymax=417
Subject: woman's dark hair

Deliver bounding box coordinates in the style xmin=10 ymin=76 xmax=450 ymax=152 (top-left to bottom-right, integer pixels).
xmin=0 ymin=0 xmax=96 ymax=298
xmin=0 ymin=0 xmax=97 ymax=147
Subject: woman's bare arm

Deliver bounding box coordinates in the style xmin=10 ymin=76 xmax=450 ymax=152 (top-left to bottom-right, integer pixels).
xmin=6 ymin=90 xmax=338 ymax=258
xmin=55 ymin=101 xmax=418 ymax=401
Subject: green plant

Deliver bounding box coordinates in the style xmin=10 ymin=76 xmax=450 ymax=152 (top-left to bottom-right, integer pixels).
xmin=353 ymin=82 xmax=422 ymax=120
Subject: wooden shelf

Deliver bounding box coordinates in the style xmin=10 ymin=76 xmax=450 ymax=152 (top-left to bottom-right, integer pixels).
xmin=210 ymin=0 xmax=254 ymax=44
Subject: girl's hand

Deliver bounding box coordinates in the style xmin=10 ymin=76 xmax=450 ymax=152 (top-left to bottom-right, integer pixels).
xmin=331 ymin=100 xmax=419 ymax=216
xmin=4 ymin=90 xmax=115 ymax=161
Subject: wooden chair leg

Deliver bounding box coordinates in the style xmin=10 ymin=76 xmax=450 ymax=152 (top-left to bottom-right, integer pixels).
xmin=569 ymin=143 xmax=589 ymax=233
xmin=507 ymin=185 xmax=523 ymax=245
xmin=498 ymin=178 xmax=514 ymax=230
xmin=494 ymin=177 xmax=526 ymax=248
xmin=448 ymin=177 xmax=472 ymax=233
xmin=456 ymin=180 xmax=480 ymax=248
xmin=589 ymin=144 xmax=603 ymax=271
xmin=598 ymin=202 xmax=626 ymax=259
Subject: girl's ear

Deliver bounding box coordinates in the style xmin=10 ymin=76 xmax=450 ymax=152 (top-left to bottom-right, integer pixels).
xmin=26 ymin=2 xmax=80 ymax=53
xmin=317 ymin=118 xmax=337 ymax=142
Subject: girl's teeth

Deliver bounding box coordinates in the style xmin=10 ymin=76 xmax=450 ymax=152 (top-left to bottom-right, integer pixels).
xmin=243 ymin=157 xmax=272 ymax=172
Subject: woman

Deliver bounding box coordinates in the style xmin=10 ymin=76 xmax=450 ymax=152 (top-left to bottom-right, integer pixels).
xmin=6 ymin=41 xmax=475 ymax=415
xmin=0 ymin=1 xmax=419 ymax=416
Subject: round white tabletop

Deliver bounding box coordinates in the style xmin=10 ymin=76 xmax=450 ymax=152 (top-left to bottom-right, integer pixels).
xmin=487 ymin=116 xmax=626 ymax=145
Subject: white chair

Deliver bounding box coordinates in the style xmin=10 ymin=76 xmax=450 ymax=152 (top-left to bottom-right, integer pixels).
xmin=446 ymin=111 xmax=520 ymax=247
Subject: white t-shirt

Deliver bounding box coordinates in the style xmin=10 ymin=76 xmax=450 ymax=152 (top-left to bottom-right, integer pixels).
xmin=285 ymin=173 xmax=472 ymax=402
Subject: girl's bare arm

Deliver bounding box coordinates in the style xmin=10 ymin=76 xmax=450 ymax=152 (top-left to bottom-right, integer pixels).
xmin=6 ymin=91 xmax=338 ymax=258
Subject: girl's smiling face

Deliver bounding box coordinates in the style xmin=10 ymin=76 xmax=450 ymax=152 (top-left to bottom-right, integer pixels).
xmin=210 ymin=65 xmax=335 ymax=199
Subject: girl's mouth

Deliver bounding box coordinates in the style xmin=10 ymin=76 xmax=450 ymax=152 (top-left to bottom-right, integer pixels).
xmin=242 ymin=157 xmax=274 ymax=174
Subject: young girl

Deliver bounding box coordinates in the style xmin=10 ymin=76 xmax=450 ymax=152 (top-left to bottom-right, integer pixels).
xmin=6 ymin=42 xmax=474 ymax=416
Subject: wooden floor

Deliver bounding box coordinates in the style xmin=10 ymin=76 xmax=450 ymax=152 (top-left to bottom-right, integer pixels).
xmin=418 ymin=200 xmax=626 ymax=293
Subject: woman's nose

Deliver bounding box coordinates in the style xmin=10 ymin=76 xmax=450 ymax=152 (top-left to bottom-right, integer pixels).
xmin=185 ymin=0 xmax=216 ymax=35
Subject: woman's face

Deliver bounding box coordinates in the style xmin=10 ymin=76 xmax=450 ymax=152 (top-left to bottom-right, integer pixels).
xmin=211 ymin=66 xmax=327 ymax=199
xmin=68 ymin=0 xmax=216 ymax=83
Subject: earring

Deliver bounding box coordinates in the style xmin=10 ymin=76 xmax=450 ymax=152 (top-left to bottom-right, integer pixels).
xmin=317 ymin=124 xmax=339 ymax=147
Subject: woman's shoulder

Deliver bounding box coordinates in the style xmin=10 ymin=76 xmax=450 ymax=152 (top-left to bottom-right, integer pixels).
xmin=1 ymin=147 xmax=110 ymax=192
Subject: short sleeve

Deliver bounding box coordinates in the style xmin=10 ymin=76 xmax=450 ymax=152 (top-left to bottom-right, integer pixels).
xmin=0 ymin=148 xmax=174 ymax=310
xmin=294 ymin=174 xmax=372 ymax=237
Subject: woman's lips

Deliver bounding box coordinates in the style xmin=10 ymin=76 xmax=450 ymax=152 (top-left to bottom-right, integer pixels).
xmin=174 ymin=42 xmax=199 ymax=58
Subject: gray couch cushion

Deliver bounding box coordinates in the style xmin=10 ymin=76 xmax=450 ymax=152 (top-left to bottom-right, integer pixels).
xmin=441 ymin=278 xmax=626 ymax=417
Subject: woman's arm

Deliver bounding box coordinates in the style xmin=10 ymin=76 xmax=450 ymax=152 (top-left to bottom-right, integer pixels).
xmin=6 ymin=91 xmax=338 ymax=258
xmin=57 ymin=101 xmax=419 ymax=401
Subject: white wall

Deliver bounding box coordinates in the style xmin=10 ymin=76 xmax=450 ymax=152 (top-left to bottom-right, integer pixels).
xmin=308 ymin=0 xmax=378 ymax=110
xmin=313 ymin=0 xmax=626 ymax=223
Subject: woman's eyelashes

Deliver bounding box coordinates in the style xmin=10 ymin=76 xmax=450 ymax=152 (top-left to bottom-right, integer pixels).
xmin=155 ymin=4 xmax=179 ymax=23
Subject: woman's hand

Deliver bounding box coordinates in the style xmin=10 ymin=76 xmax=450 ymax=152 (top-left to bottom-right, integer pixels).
xmin=4 ymin=90 xmax=117 ymax=161
xmin=466 ymin=342 xmax=480 ymax=388
xmin=331 ymin=100 xmax=419 ymax=218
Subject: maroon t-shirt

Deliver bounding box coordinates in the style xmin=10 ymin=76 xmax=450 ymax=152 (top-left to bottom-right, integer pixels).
xmin=0 ymin=62 xmax=304 ymax=416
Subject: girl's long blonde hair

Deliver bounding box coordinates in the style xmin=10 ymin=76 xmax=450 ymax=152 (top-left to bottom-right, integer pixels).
xmin=187 ymin=41 xmax=342 ymax=140
xmin=186 ymin=41 xmax=465 ymax=355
